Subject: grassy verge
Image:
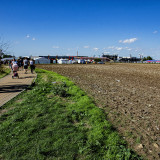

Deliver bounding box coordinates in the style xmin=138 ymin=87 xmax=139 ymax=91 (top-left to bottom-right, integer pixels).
xmin=0 ymin=68 xmax=142 ymax=160
xmin=0 ymin=65 xmax=10 ymax=78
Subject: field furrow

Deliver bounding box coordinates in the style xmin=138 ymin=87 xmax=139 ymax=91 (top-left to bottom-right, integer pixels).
xmin=37 ymin=63 xmax=160 ymax=160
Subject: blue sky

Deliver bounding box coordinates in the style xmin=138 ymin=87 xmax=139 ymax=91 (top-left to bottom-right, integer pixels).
xmin=1 ymin=0 xmax=160 ymax=59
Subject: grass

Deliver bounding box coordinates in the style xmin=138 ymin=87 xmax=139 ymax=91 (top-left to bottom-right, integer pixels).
xmin=0 ymin=68 xmax=143 ymax=160
xmin=0 ymin=65 xmax=10 ymax=78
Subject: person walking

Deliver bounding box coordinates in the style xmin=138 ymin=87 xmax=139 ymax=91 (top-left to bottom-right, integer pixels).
xmin=11 ymin=58 xmax=17 ymax=65
xmin=20 ymin=58 xmax=23 ymax=70
xmin=29 ymin=59 xmax=35 ymax=74
xmin=23 ymin=58 xmax=29 ymax=74
xmin=17 ymin=58 xmax=22 ymax=70
xmin=8 ymin=60 xmax=12 ymax=72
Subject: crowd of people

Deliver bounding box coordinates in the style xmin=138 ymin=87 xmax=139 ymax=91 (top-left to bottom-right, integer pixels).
xmin=7 ymin=58 xmax=36 ymax=78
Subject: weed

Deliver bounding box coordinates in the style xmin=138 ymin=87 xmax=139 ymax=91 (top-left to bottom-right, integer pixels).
xmin=136 ymin=136 xmax=142 ymax=144
xmin=0 ymin=65 xmax=10 ymax=78
xmin=51 ymin=82 xmax=69 ymax=97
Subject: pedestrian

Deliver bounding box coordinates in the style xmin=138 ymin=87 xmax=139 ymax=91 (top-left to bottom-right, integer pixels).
xmin=12 ymin=63 xmax=19 ymax=78
xmin=8 ymin=60 xmax=12 ymax=72
xmin=20 ymin=58 xmax=23 ymax=70
xmin=29 ymin=59 xmax=35 ymax=74
xmin=17 ymin=59 xmax=22 ymax=70
xmin=23 ymin=57 xmax=29 ymax=74
xmin=11 ymin=58 xmax=17 ymax=65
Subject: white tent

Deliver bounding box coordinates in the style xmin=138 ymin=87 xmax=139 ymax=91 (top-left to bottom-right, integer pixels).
xmin=1 ymin=58 xmax=13 ymax=61
xmin=1 ymin=57 xmax=19 ymax=61
xmin=78 ymin=59 xmax=85 ymax=64
xmin=57 ymin=59 xmax=69 ymax=64
xmin=34 ymin=57 xmax=50 ymax=64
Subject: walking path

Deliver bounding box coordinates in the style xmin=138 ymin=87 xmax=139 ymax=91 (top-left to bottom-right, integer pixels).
xmin=0 ymin=69 xmax=37 ymax=107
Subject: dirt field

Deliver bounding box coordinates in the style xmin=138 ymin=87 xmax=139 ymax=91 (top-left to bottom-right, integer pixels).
xmin=37 ymin=63 xmax=160 ymax=160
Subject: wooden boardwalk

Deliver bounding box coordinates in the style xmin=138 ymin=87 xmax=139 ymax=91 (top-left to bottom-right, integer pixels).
xmin=0 ymin=69 xmax=36 ymax=107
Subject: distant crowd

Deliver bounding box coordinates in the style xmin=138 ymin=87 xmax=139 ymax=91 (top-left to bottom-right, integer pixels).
xmin=8 ymin=58 xmax=36 ymax=76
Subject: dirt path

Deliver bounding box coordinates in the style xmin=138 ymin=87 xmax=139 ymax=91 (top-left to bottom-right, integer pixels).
xmin=0 ymin=70 xmax=36 ymax=107
xmin=38 ymin=63 xmax=160 ymax=160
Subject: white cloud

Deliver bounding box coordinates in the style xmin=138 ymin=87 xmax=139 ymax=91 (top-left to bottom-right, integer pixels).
xmin=108 ymin=46 xmax=115 ymax=49
xmin=26 ymin=34 xmax=30 ymax=38
xmin=119 ymin=38 xmax=138 ymax=44
xmin=52 ymin=46 xmax=59 ymax=49
xmin=125 ymin=47 xmax=132 ymax=51
xmin=32 ymin=37 xmax=36 ymax=41
xmin=103 ymin=51 xmax=110 ymax=54
xmin=83 ymin=46 xmax=89 ymax=49
xmin=107 ymin=46 xmax=123 ymax=51
xmin=93 ymin=48 xmax=99 ymax=51
xmin=153 ymin=30 xmax=158 ymax=34
xmin=107 ymin=46 xmax=133 ymax=51
xmin=116 ymin=47 xmax=123 ymax=51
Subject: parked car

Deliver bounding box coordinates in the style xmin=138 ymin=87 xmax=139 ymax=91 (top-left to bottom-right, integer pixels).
xmin=98 ymin=61 xmax=104 ymax=64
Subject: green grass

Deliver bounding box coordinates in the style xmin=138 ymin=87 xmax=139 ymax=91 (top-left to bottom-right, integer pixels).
xmin=0 ymin=68 xmax=143 ymax=160
xmin=0 ymin=65 xmax=10 ymax=78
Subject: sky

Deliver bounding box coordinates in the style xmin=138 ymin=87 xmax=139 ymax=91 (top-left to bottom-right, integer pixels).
xmin=1 ymin=0 xmax=160 ymax=59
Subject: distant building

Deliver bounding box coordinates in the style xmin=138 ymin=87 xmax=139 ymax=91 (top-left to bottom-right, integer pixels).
xmin=80 ymin=57 xmax=110 ymax=62
xmin=40 ymin=55 xmax=87 ymax=59
xmin=118 ymin=57 xmax=141 ymax=63
xmin=39 ymin=55 xmax=88 ymax=63
xmin=102 ymin=54 xmax=118 ymax=61
xmin=37 ymin=55 xmax=110 ymax=63
xmin=144 ymin=60 xmax=160 ymax=63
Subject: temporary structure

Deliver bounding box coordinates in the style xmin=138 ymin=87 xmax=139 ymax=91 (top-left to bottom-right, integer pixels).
xmin=1 ymin=58 xmax=14 ymax=61
xmin=57 ymin=59 xmax=69 ymax=64
xmin=78 ymin=59 xmax=85 ymax=64
xmin=34 ymin=57 xmax=50 ymax=64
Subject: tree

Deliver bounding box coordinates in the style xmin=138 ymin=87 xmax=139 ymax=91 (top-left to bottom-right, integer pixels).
xmin=3 ymin=54 xmax=12 ymax=58
xmin=146 ymin=56 xmax=153 ymax=60
xmin=143 ymin=57 xmax=147 ymax=61
xmin=94 ymin=58 xmax=101 ymax=63
xmin=0 ymin=37 xmax=10 ymax=58
xmin=143 ymin=56 xmax=153 ymax=61
xmin=0 ymin=37 xmax=10 ymax=71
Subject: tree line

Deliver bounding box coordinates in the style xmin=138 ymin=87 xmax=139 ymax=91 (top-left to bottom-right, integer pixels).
xmin=143 ymin=56 xmax=153 ymax=61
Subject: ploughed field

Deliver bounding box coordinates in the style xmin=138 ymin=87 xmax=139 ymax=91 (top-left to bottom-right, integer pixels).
xmin=37 ymin=63 xmax=160 ymax=160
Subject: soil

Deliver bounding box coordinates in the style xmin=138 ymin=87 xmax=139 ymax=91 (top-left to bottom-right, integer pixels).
xmin=37 ymin=63 xmax=160 ymax=160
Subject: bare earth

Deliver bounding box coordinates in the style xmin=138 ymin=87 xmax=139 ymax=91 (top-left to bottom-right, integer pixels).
xmin=37 ymin=63 xmax=160 ymax=160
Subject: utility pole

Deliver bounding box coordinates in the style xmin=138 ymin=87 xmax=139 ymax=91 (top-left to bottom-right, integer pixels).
xmin=139 ymin=54 xmax=143 ymax=63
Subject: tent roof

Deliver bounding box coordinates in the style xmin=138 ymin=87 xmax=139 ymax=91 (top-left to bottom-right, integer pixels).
xmin=34 ymin=57 xmax=49 ymax=60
